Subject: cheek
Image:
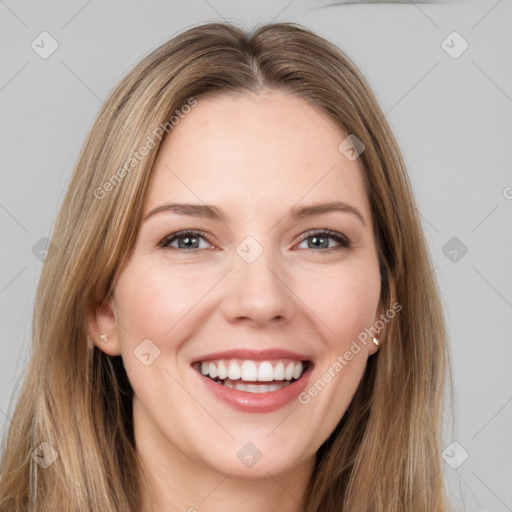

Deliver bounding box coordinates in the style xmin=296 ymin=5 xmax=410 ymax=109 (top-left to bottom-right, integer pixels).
xmin=116 ymin=265 xmax=193 ymax=339
xmin=294 ymin=258 xmax=381 ymax=343
xmin=113 ymin=261 xmax=220 ymax=349
xmin=113 ymin=263 xmax=208 ymax=403
xmin=115 ymin=273 xmax=172 ymax=342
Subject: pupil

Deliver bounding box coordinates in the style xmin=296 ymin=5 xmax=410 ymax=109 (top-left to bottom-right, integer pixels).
xmin=178 ymin=236 xmax=198 ymax=249
xmin=310 ymin=236 xmax=328 ymax=249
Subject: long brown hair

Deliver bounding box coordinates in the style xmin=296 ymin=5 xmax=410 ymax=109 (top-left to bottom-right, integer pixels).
xmin=0 ymin=21 xmax=449 ymax=511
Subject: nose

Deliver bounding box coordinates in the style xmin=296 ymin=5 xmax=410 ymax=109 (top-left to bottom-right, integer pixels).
xmin=220 ymin=244 xmax=296 ymax=327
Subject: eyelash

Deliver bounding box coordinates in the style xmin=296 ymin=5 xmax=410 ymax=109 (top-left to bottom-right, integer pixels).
xmin=159 ymin=229 xmax=351 ymax=253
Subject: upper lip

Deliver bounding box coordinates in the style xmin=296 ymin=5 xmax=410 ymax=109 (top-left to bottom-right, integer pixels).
xmin=191 ymin=348 xmax=313 ymax=364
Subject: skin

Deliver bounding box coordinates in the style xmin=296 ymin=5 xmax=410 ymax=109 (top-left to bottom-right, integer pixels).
xmin=90 ymin=90 xmax=385 ymax=512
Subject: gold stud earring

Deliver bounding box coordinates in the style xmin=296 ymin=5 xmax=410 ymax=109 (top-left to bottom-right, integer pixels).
xmin=372 ymin=336 xmax=379 ymax=347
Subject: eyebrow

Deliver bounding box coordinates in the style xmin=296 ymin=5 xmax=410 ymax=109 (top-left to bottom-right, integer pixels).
xmin=143 ymin=201 xmax=366 ymax=227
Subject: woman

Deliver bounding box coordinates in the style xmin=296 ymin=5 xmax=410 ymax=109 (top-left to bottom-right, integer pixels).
xmin=0 ymin=21 xmax=449 ymax=511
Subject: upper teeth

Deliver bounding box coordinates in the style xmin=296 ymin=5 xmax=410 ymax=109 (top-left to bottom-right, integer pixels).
xmin=198 ymin=359 xmax=305 ymax=382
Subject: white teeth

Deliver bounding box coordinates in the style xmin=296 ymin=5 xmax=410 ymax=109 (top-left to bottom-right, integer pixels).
xmin=241 ymin=361 xmax=258 ymax=381
xmin=217 ymin=361 xmax=228 ymax=380
xmin=196 ymin=358 xmax=308 ymax=383
xmin=284 ymin=362 xmax=295 ymax=380
xmin=208 ymin=362 xmax=218 ymax=379
xmin=268 ymin=383 xmax=286 ymax=392
xmin=223 ymin=381 xmax=292 ymax=393
xmin=227 ymin=361 xmax=241 ymax=380
xmin=273 ymin=362 xmax=285 ymax=380
xmin=257 ymin=361 xmax=274 ymax=382
xmin=292 ymin=362 xmax=303 ymax=380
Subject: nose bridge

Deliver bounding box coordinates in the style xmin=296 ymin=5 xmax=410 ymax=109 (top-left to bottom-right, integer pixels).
xmin=222 ymin=234 xmax=295 ymax=324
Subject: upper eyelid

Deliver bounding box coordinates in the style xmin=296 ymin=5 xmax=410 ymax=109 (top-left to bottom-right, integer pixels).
xmin=296 ymin=229 xmax=349 ymax=242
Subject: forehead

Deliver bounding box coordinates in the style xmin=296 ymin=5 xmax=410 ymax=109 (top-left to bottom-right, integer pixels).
xmin=144 ymin=90 xmax=370 ymax=222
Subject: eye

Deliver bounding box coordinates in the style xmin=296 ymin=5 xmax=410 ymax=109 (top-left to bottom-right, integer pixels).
xmin=159 ymin=230 xmax=214 ymax=252
xmin=295 ymin=229 xmax=351 ymax=251
xmin=159 ymin=229 xmax=351 ymax=253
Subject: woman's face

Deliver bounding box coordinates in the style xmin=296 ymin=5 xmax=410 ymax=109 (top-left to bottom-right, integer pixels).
xmin=93 ymin=90 xmax=383 ymax=480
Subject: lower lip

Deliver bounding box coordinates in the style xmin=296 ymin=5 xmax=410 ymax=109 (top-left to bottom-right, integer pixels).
xmin=194 ymin=364 xmax=313 ymax=413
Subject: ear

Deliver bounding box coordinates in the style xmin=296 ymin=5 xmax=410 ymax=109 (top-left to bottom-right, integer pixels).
xmin=87 ymin=295 xmax=122 ymax=356
xmin=368 ymin=305 xmax=388 ymax=356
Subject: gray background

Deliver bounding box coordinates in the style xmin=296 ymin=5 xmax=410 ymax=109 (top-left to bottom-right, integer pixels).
xmin=1 ymin=1 xmax=511 ymax=510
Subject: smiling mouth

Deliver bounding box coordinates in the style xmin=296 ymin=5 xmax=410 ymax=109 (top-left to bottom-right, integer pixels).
xmin=192 ymin=359 xmax=312 ymax=393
